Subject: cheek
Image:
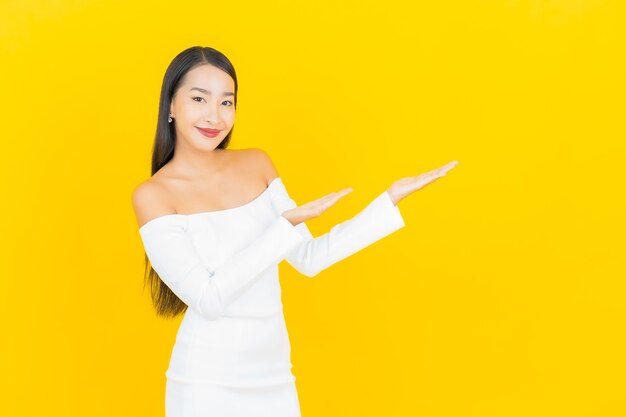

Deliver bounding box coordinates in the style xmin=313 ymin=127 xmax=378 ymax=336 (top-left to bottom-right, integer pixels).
xmin=176 ymin=102 xmax=192 ymax=116
xmin=223 ymin=109 xmax=236 ymax=124
xmin=186 ymin=106 xmax=207 ymax=121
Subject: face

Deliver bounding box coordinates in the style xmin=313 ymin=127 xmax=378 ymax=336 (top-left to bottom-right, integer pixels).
xmin=169 ymin=64 xmax=236 ymax=149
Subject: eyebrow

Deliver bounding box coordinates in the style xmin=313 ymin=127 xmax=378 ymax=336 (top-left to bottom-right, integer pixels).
xmin=189 ymin=87 xmax=235 ymax=97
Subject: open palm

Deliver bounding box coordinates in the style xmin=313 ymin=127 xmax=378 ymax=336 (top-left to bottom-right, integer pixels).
xmin=387 ymin=160 xmax=459 ymax=205
xmin=281 ymin=160 xmax=459 ymax=225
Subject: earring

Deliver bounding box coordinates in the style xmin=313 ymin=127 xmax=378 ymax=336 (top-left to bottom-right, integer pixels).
xmin=168 ymin=114 xmax=173 ymax=123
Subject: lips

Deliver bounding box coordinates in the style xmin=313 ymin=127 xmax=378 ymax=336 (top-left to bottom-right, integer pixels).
xmin=196 ymin=127 xmax=221 ymax=138
xmin=196 ymin=127 xmax=221 ymax=134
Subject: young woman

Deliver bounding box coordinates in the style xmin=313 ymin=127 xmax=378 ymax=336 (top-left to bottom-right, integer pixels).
xmin=132 ymin=46 xmax=458 ymax=417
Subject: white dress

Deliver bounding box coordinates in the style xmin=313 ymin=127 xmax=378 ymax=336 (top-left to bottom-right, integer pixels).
xmin=138 ymin=176 xmax=406 ymax=417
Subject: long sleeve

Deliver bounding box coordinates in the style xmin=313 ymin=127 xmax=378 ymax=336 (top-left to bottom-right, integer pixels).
xmin=138 ymin=214 xmax=305 ymax=320
xmin=268 ymin=179 xmax=406 ymax=277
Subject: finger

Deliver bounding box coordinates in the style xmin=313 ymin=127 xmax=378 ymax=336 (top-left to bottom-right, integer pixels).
xmin=433 ymin=165 xmax=452 ymax=175
xmin=424 ymin=169 xmax=446 ymax=179
xmin=439 ymin=160 xmax=459 ymax=172
xmin=318 ymin=194 xmax=349 ymax=210
xmin=313 ymin=189 xmax=353 ymax=211
xmin=421 ymin=171 xmax=447 ymax=185
xmin=430 ymin=164 xmax=454 ymax=177
xmin=315 ymin=188 xmax=353 ymax=203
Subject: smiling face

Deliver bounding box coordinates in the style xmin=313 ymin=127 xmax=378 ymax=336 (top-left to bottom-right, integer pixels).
xmin=169 ymin=64 xmax=236 ymax=150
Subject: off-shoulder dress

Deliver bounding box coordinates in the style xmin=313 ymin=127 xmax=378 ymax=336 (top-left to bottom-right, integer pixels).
xmin=138 ymin=177 xmax=406 ymax=417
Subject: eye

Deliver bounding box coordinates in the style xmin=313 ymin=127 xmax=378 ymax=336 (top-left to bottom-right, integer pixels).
xmin=223 ymin=100 xmax=233 ymax=106
xmin=192 ymin=97 xmax=205 ymax=103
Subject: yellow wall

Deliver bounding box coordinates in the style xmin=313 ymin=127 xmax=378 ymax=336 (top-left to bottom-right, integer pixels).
xmin=1 ymin=0 xmax=624 ymax=415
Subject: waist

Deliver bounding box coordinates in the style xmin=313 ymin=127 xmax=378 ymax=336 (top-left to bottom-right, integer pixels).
xmin=165 ymin=370 xmax=296 ymax=387
xmin=168 ymin=309 xmax=294 ymax=386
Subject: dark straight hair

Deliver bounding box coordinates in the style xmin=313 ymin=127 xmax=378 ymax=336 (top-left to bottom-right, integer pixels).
xmin=144 ymin=46 xmax=239 ymax=318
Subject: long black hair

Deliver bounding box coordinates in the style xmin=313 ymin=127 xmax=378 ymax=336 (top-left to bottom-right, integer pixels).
xmin=144 ymin=46 xmax=239 ymax=318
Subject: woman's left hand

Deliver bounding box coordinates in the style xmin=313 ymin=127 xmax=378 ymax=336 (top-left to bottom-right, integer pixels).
xmin=387 ymin=160 xmax=459 ymax=205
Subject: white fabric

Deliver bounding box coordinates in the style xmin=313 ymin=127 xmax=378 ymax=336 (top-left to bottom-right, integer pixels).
xmin=138 ymin=177 xmax=406 ymax=417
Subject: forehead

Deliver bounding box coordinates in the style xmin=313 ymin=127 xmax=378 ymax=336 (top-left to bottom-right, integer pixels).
xmin=182 ymin=64 xmax=234 ymax=91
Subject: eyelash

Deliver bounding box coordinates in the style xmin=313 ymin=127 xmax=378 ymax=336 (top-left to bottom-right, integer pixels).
xmin=192 ymin=97 xmax=233 ymax=106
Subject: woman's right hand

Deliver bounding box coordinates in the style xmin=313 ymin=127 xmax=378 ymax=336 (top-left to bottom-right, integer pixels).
xmin=281 ymin=187 xmax=354 ymax=226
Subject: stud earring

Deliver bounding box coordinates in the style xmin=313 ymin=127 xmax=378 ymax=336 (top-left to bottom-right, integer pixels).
xmin=168 ymin=114 xmax=173 ymax=123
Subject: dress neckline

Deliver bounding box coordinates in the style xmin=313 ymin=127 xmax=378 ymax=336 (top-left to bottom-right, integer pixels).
xmin=139 ymin=176 xmax=282 ymax=233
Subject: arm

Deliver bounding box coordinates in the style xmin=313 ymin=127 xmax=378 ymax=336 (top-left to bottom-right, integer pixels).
xmin=268 ymin=180 xmax=406 ymax=277
xmin=139 ymin=214 xmax=305 ymax=320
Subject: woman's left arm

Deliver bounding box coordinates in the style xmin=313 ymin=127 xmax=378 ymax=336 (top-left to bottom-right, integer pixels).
xmin=270 ymin=160 xmax=459 ymax=277
xmin=279 ymin=187 xmax=405 ymax=277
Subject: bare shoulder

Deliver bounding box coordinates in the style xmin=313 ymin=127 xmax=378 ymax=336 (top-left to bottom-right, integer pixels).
xmin=238 ymin=147 xmax=279 ymax=183
xmin=131 ymin=177 xmax=176 ymax=229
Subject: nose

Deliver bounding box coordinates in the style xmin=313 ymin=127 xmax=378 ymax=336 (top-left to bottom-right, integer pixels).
xmin=203 ymin=103 xmax=220 ymax=126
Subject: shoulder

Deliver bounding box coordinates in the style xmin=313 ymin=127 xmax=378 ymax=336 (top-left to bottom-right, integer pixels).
xmin=131 ymin=177 xmax=176 ymax=229
xmin=237 ymin=147 xmax=279 ymax=183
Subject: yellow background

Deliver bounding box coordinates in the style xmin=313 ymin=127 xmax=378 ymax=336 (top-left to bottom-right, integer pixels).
xmin=1 ymin=0 xmax=624 ymax=415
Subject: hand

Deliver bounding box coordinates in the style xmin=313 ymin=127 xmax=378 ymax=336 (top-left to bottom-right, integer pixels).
xmin=281 ymin=187 xmax=354 ymax=226
xmin=387 ymin=160 xmax=459 ymax=205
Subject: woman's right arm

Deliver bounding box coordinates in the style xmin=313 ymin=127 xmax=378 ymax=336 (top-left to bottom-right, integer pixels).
xmin=269 ymin=180 xmax=405 ymax=277
xmin=133 ymin=183 xmax=305 ymax=321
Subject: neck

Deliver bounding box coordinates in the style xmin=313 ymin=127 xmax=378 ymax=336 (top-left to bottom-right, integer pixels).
xmin=169 ymin=140 xmax=227 ymax=178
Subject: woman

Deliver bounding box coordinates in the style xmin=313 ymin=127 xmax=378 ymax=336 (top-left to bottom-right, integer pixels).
xmin=132 ymin=46 xmax=458 ymax=417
